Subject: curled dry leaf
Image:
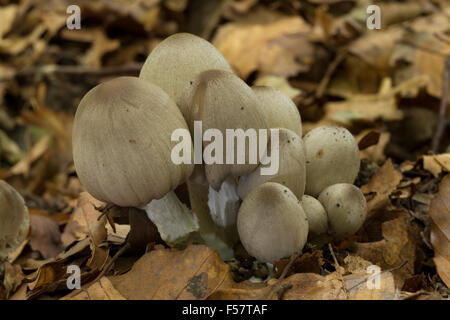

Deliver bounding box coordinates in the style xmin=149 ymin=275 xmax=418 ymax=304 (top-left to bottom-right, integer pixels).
xmin=429 ymin=174 xmax=450 ymax=287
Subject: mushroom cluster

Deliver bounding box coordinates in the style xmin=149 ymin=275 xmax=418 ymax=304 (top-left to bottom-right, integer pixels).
xmin=72 ymin=32 xmax=367 ymax=264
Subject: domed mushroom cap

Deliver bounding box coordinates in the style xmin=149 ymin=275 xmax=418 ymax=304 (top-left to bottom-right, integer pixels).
xmin=181 ymin=70 xmax=268 ymax=190
xmin=139 ymin=33 xmax=232 ymax=117
xmin=0 ymin=180 xmax=30 ymax=260
xmin=73 ymin=77 xmax=194 ymax=208
xmin=303 ymin=126 xmax=360 ymax=197
xmin=252 ymin=86 xmax=302 ymax=137
xmin=318 ymin=183 xmax=367 ymax=238
xmin=237 ymin=182 xmax=308 ymax=263
xmin=301 ymin=195 xmax=328 ymax=237
xmin=237 ymin=128 xmax=306 ymax=200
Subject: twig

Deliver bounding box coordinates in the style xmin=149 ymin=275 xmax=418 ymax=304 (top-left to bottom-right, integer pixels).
xmin=94 ymin=242 xmax=131 ymax=282
xmin=316 ymin=49 xmax=347 ymax=99
xmin=346 ymin=259 xmax=409 ymax=291
xmin=328 ymin=243 xmax=339 ymax=267
xmin=431 ymin=55 xmax=450 ymax=153
xmin=0 ymin=64 xmax=142 ymax=82
xmin=266 ymin=250 xmax=303 ymax=300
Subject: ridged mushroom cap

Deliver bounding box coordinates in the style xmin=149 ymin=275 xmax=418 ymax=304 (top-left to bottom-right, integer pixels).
xmin=237 ymin=182 xmax=308 ymax=263
xmin=0 ymin=180 xmax=30 ymax=260
xmin=180 ymin=70 xmax=268 ymax=190
xmin=139 ymin=33 xmax=232 ymax=118
xmin=304 ymin=126 xmax=360 ymax=197
xmin=72 ymin=77 xmax=194 ymax=207
xmin=318 ymin=183 xmax=367 ymax=238
xmin=252 ymin=86 xmax=302 ymax=137
xmin=237 ymin=128 xmax=306 ymax=200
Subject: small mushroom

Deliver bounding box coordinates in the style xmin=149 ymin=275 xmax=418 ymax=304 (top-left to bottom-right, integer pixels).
xmin=301 ymin=195 xmax=328 ymax=238
xmin=139 ymin=33 xmax=232 ymax=118
xmin=0 ymin=180 xmax=30 ymax=260
xmin=237 ymin=182 xmax=308 ymax=263
xmin=237 ymin=128 xmax=306 ymax=200
xmin=252 ymin=86 xmax=302 ymax=138
xmin=318 ymin=183 xmax=367 ymax=238
xmin=72 ymin=77 xmax=198 ymax=247
xmin=303 ymin=126 xmax=360 ymax=197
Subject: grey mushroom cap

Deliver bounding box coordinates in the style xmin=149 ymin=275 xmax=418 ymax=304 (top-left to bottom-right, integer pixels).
xmin=318 ymin=183 xmax=367 ymax=238
xmin=301 ymin=195 xmax=328 ymax=237
xmin=180 ymin=69 xmax=268 ymax=190
xmin=237 ymin=182 xmax=308 ymax=263
xmin=0 ymin=180 xmax=30 ymax=260
xmin=252 ymin=86 xmax=302 ymax=137
xmin=304 ymin=126 xmax=360 ymax=197
xmin=72 ymin=77 xmax=194 ymax=207
xmin=139 ymin=33 xmax=232 ymax=118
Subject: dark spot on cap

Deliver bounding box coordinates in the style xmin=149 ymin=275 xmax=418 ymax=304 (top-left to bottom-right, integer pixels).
xmin=129 ymin=139 xmax=136 ymax=144
xmin=316 ymin=149 xmax=324 ymax=159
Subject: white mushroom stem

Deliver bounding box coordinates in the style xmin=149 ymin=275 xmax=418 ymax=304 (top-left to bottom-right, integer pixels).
xmin=143 ymin=190 xmax=199 ymax=248
xmin=187 ymin=179 xmax=234 ymax=260
xmin=207 ymin=176 xmax=240 ymax=244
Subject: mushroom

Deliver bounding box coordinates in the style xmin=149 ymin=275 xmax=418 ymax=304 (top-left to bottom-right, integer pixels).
xmin=237 ymin=128 xmax=306 ymax=200
xmin=252 ymin=86 xmax=302 ymax=138
xmin=318 ymin=183 xmax=367 ymax=238
xmin=301 ymin=195 xmax=328 ymax=238
xmin=72 ymin=77 xmax=198 ymax=247
xmin=180 ymin=69 xmax=268 ymax=242
xmin=237 ymin=182 xmax=309 ymax=263
xmin=303 ymin=126 xmax=360 ymax=197
xmin=139 ymin=33 xmax=232 ymax=118
xmin=0 ymin=180 xmax=30 ymax=260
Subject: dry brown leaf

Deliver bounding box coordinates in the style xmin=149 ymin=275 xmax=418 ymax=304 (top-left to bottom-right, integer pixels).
xmin=61 ymin=192 xmax=109 ymax=271
xmin=360 ymin=159 xmax=402 ymax=217
xmin=423 ymin=154 xmax=450 ymax=178
xmin=29 ymin=214 xmax=64 ymax=259
xmin=358 ymin=131 xmax=390 ymax=164
xmin=344 ymin=271 xmax=397 ymax=300
xmin=213 ymin=16 xmax=313 ymax=79
xmin=354 ymin=210 xmax=418 ymax=288
xmin=108 ymin=245 xmax=235 ymax=300
xmin=324 ymin=76 xmax=427 ymax=125
xmin=253 ymin=75 xmax=302 ymax=99
xmin=0 ymin=5 xmax=17 ymax=39
xmin=81 ymin=30 xmax=120 ymax=68
xmin=429 ymin=174 xmax=450 ymax=287
xmin=2 ymin=261 xmax=24 ymax=299
xmin=68 ymin=277 xmax=126 ymax=300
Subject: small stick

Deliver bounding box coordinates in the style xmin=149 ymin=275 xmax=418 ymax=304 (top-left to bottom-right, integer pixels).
xmin=94 ymin=241 xmax=131 ymax=282
xmin=431 ymin=55 xmax=450 ymax=153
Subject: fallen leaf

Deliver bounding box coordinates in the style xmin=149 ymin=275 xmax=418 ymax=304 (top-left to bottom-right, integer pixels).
xmin=2 ymin=261 xmax=24 ymax=299
xmin=429 ymin=174 xmax=450 ymax=287
xmin=213 ymin=16 xmax=313 ymax=79
xmin=67 ymin=277 xmax=126 ymax=300
xmin=29 ymin=214 xmax=64 ymax=259
xmin=354 ymin=210 xmax=419 ymax=288
xmin=108 ymin=245 xmax=234 ymax=299
xmin=360 ymin=159 xmax=402 ymax=217
xmin=253 ymin=75 xmax=302 ymax=99
xmin=423 ymin=154 xmax=450 ymax=178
